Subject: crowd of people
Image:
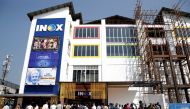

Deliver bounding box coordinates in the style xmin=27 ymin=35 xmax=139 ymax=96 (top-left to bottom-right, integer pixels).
xmin=3 ymin=100 xmax=161 ymax=109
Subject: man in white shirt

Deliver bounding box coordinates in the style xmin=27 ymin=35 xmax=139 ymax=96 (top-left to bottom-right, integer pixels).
xmin=50 ymin=103 xmax=56 ymax=109
xmin=3 ymin=104 xmax=10 ymax=109
xmin=42 ymin=102 xmax=49 ymax=109
xmin=26 ymin=104 xmax=33 ymax=109
xmin=92 ymin=103 xmax=96 ymax=109
xmin=56 ymin=101 xmax=63 ymax=109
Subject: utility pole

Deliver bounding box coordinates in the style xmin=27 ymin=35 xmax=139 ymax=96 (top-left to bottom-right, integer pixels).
xmin=1 ymin=55 xmax=12 ymax=94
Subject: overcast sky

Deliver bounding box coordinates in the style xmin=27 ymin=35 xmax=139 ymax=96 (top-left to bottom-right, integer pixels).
xmin=0 ymin=0 xmax=190 ymax=85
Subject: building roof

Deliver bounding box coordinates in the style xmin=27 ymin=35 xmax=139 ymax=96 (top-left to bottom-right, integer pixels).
xmin=154 ymin=7 xmax=190 ymax=24
xmin=27 ymin=2 xmax=83 ymax=24
xmin=161 ymin=7 xmax=190 ymax=17
xmin=0 ymin=79 xmax=19 ymax=90
xmin=86 ymin=15 xmax=136 ymax=24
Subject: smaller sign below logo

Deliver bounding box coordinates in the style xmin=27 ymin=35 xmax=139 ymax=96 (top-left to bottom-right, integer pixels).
xmin=28 ymin=51 xmax=59 ymax=68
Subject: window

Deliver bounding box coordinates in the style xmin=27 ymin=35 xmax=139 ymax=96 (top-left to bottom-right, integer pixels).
xmin=145 ymin=28 xmax=164 ymax=38
xmin=107 ymin=45 xmax=139 ymax=56
xmin=175 ymin=28 xmax=190 ymax=37
xmin=74 ymin=27 xmax=99 ymax=38
xmin=73 ymin=65 xmax=98 ymax=82
xmin=106 ymin=27 xmax=137 ymax=43
xmin=73 ymin=45 xmax=99 ymax=57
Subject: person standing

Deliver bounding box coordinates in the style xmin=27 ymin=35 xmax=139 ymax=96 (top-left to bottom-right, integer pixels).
xmin=56 ymin=101 xmax=63 ymax=109
xmin=34 ymin=104 xmax=39 ymax=109
xmin=42 ymin=102 xmax=49 ymax=109
xmin=3 ymin=103 xmax=10 ymax=109
xmin=50 ymin=103 xmax=56 ymax=109
xmin=15 ymin=104 xmax=21 ymax=109
xmin=92 ymin=103 xmax=96 ymax=109
xmin=26 ymin=104 xmax=33 ymax=109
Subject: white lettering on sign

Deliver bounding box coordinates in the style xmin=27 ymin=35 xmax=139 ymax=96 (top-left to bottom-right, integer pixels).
xmin=35 ymin=24 xmax=63 ymax=32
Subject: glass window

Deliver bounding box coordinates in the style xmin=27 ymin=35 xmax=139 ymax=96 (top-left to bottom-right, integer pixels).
xmin=106 ymin=27 xmax=137 ymax=43
xmin=79 ymin=28 xmax=82 ymax=38
xmin=75 ymin=28 xmax=79 ymax=38
xmin=81 ymin=70 xmax=85 ymax=82
xmin=95 ymin=70 xmax=98 ymax=82
xmin=128 ymin=46 xmax=132 ymax=56
xmin=131 ymin=46 xmax=135 ymax=56
xmin=91 ymin=28 xmax=94 ymax=38
xmin=110 ymin=27 xmax=113 ymax=38
xmin=95 ymin=28 xmax=98 ymax=38
xmin=107 ymin=46 xmax=111 ymax=56
xmin=83 ymin=28 xmax=86 ymax=38
xmin=90 ymin=70 xmax=95 ymax=82
xmin=106 ymin=27 xmax=110 ymax=37
xmin=123 ymin=45 xmax=128 ymax=56
xmin=73 ymin=45 xmax=99 ymax=57
xmin=87 ymin=28 xmax=91 ymax=38
xmin=111 ymin=46 xmax=114 ymax=56
xmin=78 ymin=46 xmax=82 ymax=56
xmin=86 ymin=70 xmax=90 ymax=82
xmin=73 ymin=70 xmax=76 ymax=81
xmin=73 ymin=66 xmax=98 ymax=82
xmin=122 ymin=28 xmax=126 ymax=37
xmin=77 ymin=70 xmax=81 ymax=82
xmin=91 ymin=46 xmax=95 ymax=56
xmin=87 ymin=46 xmax=91 ymax=56
xmin=74 ymin=46 xmax=78 ymax=56
xmin=107 ymin=45 xmax=139 ymax=56
xmin=95 ymin=46 xmax=98 ymax=56
xmin=119 ymin=45 xmax=123 ymax=56
xmin=82 ymin=46 xmax=86 ymax=56
xmin=114 ymin=28 xmax=117 ymax=42
xmin=115 ymin=45 xmax=119 ymax=56
xmin=74 ymin=27 xmax=99 ymax=38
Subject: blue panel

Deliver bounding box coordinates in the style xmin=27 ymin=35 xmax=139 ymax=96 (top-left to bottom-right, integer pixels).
xmin=24 ymin=18 xmax=65 ymax=95
xmin=29 ymin=51 xmax=59 ymax=68
xmin=35 ymin=18 xmax=65 ymax=36
xmin=169 ymin=103 xmax=190 ymax=109
xmin=24 ymin=85 xmax=54 ymax=94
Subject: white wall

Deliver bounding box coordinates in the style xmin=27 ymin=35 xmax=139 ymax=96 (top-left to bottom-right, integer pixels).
xmin=108 ymin=87 xmax=165 ymax=108
xmin=19 ymin=19 xmax=36 ymax=94
xmin=67 ymin=23 xmax=140 ymax=82
xmin=108 ymin=87 xmax=137 ymax=105
xmin=143 ymin=94 xmax=165 ymax=109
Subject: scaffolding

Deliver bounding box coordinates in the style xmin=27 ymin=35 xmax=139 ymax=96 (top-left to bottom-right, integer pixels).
xmin=134 ymin=0 xmax=190 ymax=103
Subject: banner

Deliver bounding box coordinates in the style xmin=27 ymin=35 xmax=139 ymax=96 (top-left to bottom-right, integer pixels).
xmin=169 ymin=103 xmax=190 ymax=109
xmin=25 ymin=18 xmax=65 ymax=86
xmin=25 ymin=68 xmax=56 ymax=85
xmin=28 ymin=51 xmax=59 ymax=68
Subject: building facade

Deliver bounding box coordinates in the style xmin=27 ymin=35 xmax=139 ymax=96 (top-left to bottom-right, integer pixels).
xmin=19 ymin=1 xmax=190 ymax=108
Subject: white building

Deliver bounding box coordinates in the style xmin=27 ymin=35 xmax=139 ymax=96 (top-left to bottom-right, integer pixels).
xmin=18 ymin=2 xmax=190 ymax=108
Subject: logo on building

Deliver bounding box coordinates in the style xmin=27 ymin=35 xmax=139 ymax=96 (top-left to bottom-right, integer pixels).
xmin=34 ymin=18 xmax=65 ymax=36
xmin=35 ymin=24 xmax=63 ymax=32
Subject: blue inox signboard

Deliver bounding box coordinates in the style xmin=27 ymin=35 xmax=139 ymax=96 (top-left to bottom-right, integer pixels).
xmin=34 ymin=18 xmax=65 ymax=36
xmin=25 ymin=18 xmax=65 ymax=94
